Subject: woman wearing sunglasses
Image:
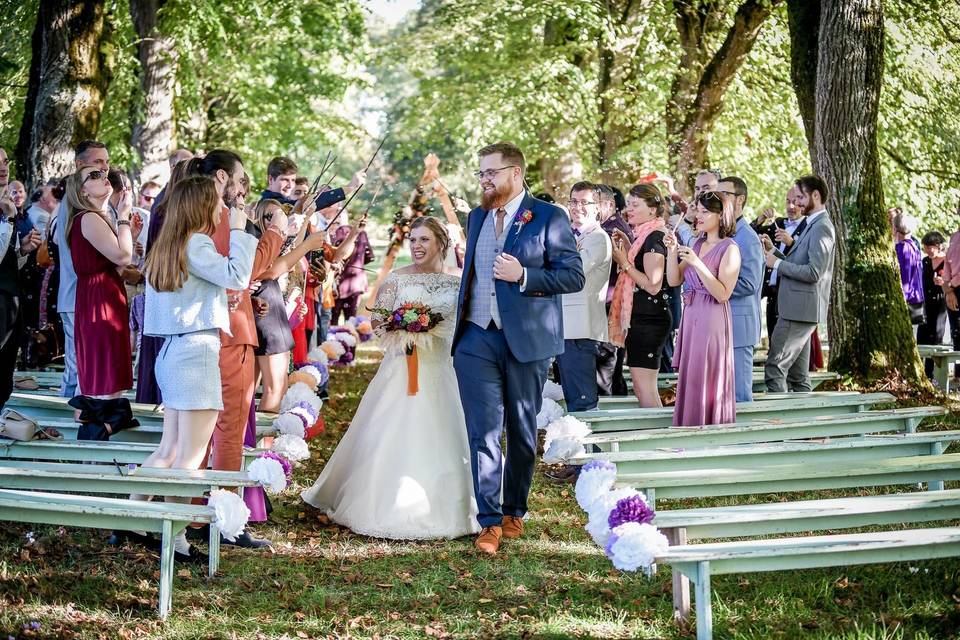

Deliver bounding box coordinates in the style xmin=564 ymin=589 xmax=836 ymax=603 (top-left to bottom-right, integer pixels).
xmin=64 ymin=166 xmax=141 ymax=403
xmin=664 ymin=190 xmax=742 ymax=426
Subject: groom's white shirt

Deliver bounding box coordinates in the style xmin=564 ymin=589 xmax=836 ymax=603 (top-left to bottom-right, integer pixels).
xmin=491 ymin=189 xmax=526 ymax=228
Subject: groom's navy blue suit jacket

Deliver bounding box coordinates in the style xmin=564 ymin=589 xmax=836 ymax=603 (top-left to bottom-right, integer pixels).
xmin=452 ymin=192 xmax=585 ymax=363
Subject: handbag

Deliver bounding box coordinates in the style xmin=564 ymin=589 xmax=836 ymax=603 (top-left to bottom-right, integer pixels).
xmin=0 ymin=408 xmax=38 ymax=441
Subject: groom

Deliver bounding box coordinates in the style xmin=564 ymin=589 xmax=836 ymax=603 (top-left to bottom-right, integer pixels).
xmin=453 ymin=142 xmax=585 ymax=555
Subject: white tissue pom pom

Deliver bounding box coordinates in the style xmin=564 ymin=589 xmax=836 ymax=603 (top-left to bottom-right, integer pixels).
xmin=208 ymin=489 xmax=250 ymax=542
xmin=542 ymin=379 xmax=565 ymax=402
xmin=322 ymin=339 xmax=346 ymax=358
xmin=542 ymin=437 xmax=586 ymax=464
xmin=272 ymin=434 xmax=310 ymax=462
xmin=536 ymin=398 xmax=564 ymax=430
xmin=273 ymin=411 xmax=305 ymax=438
xmin=543 ymin=415 xmax=591 ymax=453
xmin=575 ymin=462 xmax=618 ymax=511
xmin=585 ymin=487 xmax=638 ymax=547
xmin=280 ymin=382 xmax=323 ymax=415
xmin=333 ymin=332 xmax=357 ymax=347
xmin=607 ymin=523 xmax=670 ymax=572
xmin=307 ymin=348 xmax=329 ymax=366
xmin=299 ymin=365 xmax=323 ymax=386
xmin=246 ymin=457 xmax=288 ymax=493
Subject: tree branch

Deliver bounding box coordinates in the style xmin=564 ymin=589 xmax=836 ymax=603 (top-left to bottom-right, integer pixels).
xmin=882 ymin=144 xmax=960 ymax=181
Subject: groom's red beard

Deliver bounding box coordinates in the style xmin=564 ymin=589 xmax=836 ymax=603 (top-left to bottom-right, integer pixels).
xmin=481 ymin=181 xmax=515 ymax=211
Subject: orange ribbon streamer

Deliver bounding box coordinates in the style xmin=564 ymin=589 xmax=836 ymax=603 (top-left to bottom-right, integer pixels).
xmin=406 ymin=345 xmax=419 ymax=395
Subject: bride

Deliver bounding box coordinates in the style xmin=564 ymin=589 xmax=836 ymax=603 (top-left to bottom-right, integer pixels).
xmin=301 ymin=216 xmax=480 ymax=539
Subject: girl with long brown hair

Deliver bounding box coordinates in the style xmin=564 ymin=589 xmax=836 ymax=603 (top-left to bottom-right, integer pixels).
xmin=129 ymin=175 xmax=258 ymax=562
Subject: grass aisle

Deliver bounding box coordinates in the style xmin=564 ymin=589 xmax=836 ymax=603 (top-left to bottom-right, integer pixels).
xmin=2 ymin=343 xmax=960 ymax=639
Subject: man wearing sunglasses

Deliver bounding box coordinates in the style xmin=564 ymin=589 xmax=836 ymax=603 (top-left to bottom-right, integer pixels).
xmin=52 ymin=140 xmax=110 ymax=399
xmin=717 ymin=176 xmax=764 ymax=403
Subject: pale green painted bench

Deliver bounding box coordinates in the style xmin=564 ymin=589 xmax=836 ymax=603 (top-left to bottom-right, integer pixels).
xmin=616 ymin=452 xmax=960 ymax=508
xmin=0 ymin=488 xmax=212 ymax=619
xmin=917 ymin=345 xmax=960 ymax=393
xmin=629 ymin=370 xmax=839 ymax=392
xmin=656 ymin=527 xmax=960 ymax=640
xmin=0 ymin=460 xmax=262 ymax=576
xmin=0 ymin=439 xmax=264 ymax=467
xmin=572 ymin=392 xmax=894 ymax=431
xmin=27 ymin=416 xmax=277 ymax=444
xmin=571 ymin=431 xmax=960 ymax=474
xmin=574 ymin=390 xmax=873 ymax=412
xmin=654 ymin=489 xmax=960 ymax=618
xmin=583 ymin=407 xmax=944 ymax=453
xmin=7 ymin=392 xmax=276 ymax=427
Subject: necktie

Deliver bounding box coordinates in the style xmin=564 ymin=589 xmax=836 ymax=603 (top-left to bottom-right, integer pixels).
xmin=495 ymin=208 xmax=506 ymax=238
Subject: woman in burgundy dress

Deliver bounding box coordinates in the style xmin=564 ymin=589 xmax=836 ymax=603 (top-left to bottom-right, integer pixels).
xmin=65 ymin=166 xmax=138 ymax=398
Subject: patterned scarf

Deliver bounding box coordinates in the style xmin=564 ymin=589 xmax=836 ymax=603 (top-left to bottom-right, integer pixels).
xmin=607 ymin=217 xmax=666 ymax=347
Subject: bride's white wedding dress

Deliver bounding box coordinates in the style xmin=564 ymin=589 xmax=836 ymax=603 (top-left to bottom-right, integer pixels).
xmin=301 ymin=272 xmax=480 ymax=540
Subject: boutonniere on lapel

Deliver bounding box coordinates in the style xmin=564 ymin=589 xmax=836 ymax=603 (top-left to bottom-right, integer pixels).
xmin=514 ymin=209 xmax=534 ymax=233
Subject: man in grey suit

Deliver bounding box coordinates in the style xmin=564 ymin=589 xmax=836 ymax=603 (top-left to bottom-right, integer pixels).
xmin=718 ymin=176 xmax=764 ymax=403
xmin=764 ymin=175 xmax=836 ymax=392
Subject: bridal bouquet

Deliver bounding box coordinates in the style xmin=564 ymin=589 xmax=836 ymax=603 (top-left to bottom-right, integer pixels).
xmin=369 ymin=302 xmax=445 ymax=395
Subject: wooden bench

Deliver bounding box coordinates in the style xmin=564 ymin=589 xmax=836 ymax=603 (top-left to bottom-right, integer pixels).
xmin=657 ymin=527 xmax=960 ymax=640
xmin=633 ymin=370 xmax=839 ymax=392
xmin=574 ymin=390 xmax=876 ymax=413
xmin=572 ymin=392 xmax=894 ymax=432
xmin=654 ymin=489 xmax=960 ymax=619
xmin=25 ymin=416 xmax=277 ymax=444
xmin=0 ymin=461 xmax=262 ymax=576
xmin=572 ymin=431 xmax=960 ymax=475
xmin=917 ymin=345 xmax=960 ymax=392
xmin=616 ymin=452 xmax=960 ymax=508
xmin=0 ymin=438 xmax=263 ymax=467
xmin=0 ymin=488 xmax=213 ymax=619
xmin=583 ymin=407 xmax=944 ymax=453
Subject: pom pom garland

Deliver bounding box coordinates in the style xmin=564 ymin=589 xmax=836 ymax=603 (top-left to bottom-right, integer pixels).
xmin=280 ymin=382 xmax=322 ymax=415
xmin=608 ymin=494 xmax=655 ymax=529
xmin=298 ymin=364 xmax=324 ymax=387
xmin=332 ymin=332 xmax=357 ymax=347
xmin=604 ymin=523 xmax=669 ymax=572
xmin=542 ymin=379 xmax=564 ymax=402
xmin=258 ymin=451 xmax=293 ymax=478
xmin=542 ymin=437 xmax=585 ymax=464
xmin=536 ymin=397 xmax=564 ymax=430
xmin=575 ymin=460 xmax=617 ymax=510
xmin=247 ymin=456 xmax=288 ymax=493
xmin=585 ymin=487 xmax=638 ymax=548
xmin=272 ymin=412 xmax=305 ymax=438
xmin=307 ymin=347 xmax=329 ymax=367
xmin=287 ymin=370 xmax=317 ymax=390
xmin=287 ymin=407 xmax=314 ymax=432
xmin=272 ymin=434 xmax=310 ymax=462
xmin=543 ymin=415 xmax=590 ymax=454
xmin=208 ymin=489 xmax=250 ymax=541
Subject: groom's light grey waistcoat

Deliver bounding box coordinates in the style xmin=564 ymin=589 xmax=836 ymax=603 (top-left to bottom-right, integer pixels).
xmin=465 ymin=210 xmax=502 ymax=329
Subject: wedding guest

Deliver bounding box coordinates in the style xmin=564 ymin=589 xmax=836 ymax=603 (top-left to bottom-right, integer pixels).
xmin=610 ymin=184 xmax=671 ymax=408
xmin=753 ymin=185 xmax=806 ymax=340
xmin=0 ymin=148 xmax=8 ymax=188
xmin=919 ymin=230 xmax=948 ymax=378
xmin=764 ymin=175 xmax=836 ymax=392
xmin=665 ymin=191 xmax=741 ymax=426
xmin=0 ymin=199 xmax=42 ymax=411
xmin=26 ymin=185 xmax=58 ymax=234
xmin=717 ymin=176 xmax=764 ymax=403
xmin=331 ymin=209 xmax=375 ymax=325
xmin=262 ymin=156 xmax=299 ymax=202
xmin=557 ymin=182 xmax=611 ymax=412
xmin=675 ymin=169 xmax=721 ymax=246
xmin=595 ymin=183 xmax=631 ymax=397
xmin=66 ymin=165 xmax=137 ymax=400
xmin=293 ymin=176 xmax=310 ymax=200
xmin=893 ymin=212 xmax=924 ymax=329
xmin=55 ymin=140 xmax=110 ymax=399
xmin=138 ymin=181 xmax=161 ymax=210
xmin=5 ymin=181 xmax=26 ymax=215
xmin=132 ymin=175 xmax=258 ymax=562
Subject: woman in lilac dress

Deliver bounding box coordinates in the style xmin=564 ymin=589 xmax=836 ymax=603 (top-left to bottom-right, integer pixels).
xmin=664 ymin=191 xmax=742 ymax=427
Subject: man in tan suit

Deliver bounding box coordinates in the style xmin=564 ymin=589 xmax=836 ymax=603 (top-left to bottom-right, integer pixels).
xmin=557 ymin=182 xmax=612 ymax=412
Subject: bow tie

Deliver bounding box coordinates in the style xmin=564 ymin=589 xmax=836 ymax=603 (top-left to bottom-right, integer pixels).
xmin=573 ymin=228 xmax=583 ymax=237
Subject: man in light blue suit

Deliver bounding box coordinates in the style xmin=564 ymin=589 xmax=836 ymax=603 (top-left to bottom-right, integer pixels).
xmin=452 ymin=142 xmax=585 ymax=556
xmin=718 ymin=176 xmax=764 ymax=403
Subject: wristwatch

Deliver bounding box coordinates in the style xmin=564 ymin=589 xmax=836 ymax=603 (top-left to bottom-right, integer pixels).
xmin=117 ymin=219 xmax=131 ymax=226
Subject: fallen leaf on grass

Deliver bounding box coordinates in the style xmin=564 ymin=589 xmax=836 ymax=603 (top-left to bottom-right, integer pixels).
xmin=478 ymin=598 xmax=492 ymax=604
xmin=177 ymin=569 xmax=191 ymax=578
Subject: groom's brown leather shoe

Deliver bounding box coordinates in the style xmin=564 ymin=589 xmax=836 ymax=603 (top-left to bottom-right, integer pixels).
xmin=475 ymin=526 xmax=502 ymax=555
xmin=501 ymin=516 xmax=524 ymax=539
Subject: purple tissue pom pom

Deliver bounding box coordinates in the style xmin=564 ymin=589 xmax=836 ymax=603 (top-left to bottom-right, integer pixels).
xmin=259 ymin=450 xmax=294 ymax=478
xmin=608 ymin=494 xmax=655 ymax=529
xmin=582 ymin=460 xmax=616 ymax=474
xmin=295 ymin=400 xmax=319 ymax=422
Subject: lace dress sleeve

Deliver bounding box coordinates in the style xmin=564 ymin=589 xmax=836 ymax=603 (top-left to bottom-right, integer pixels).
xmin=370 ymin=273 xmax=398 ymax=322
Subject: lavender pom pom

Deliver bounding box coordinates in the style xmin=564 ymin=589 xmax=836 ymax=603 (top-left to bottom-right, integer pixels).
xmin=259 ymin=451 xmax=293 ymax=478
xmin=582 ymin=460 xmax=616 ymax=474
xmin=295 ymin=400 xmax=319 ymax=422
xmin=608 ymin=494 xmax=655 ymax=529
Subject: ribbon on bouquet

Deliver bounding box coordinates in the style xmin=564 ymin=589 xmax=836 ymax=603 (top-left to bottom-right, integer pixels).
xmin=405 ymin=344 xmax=419 ymax=395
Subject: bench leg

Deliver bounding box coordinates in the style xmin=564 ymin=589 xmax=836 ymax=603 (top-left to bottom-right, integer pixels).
xmin=208 ymin=523 xmax=221 ymax=577
xmin=694 ymin=561 xmax=713 ymax=640
xmin=933 ymin=357 xmax=949 ymax=393
xmin=667 ymin=528 xmax=691 ymax=620
xmin=158 ymin=520 xmax=174 ymax=619
xmin=929 ymin=442 xmax=946 ymax=491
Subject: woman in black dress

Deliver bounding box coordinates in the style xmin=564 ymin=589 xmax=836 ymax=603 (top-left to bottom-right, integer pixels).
xmin=918 ymin=230 xmax=947 ymax=378
xmin=610 ymin=183 xmax=671 ymax=408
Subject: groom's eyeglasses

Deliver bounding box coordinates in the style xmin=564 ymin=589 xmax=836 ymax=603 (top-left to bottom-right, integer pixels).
xmin=473 ymin=166 xmax=518 ymax=181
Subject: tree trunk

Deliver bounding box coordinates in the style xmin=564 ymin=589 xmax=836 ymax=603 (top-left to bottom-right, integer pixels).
xmin=15 ymin=0 xmax=114 ymax=192
xmin=813 ymin=0 xmax=923 ymax=382
xmin=130 ymin=0 xmax=177 ymax=186
xmin=666 ymin=0 xmax=780 ymax=194
xmin=785 ymin=0 xmax=820 ymax=162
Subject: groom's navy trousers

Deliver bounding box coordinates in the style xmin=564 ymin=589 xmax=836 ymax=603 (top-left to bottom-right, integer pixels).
xmin=454 ymin=321 xmax=550 ymax=528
